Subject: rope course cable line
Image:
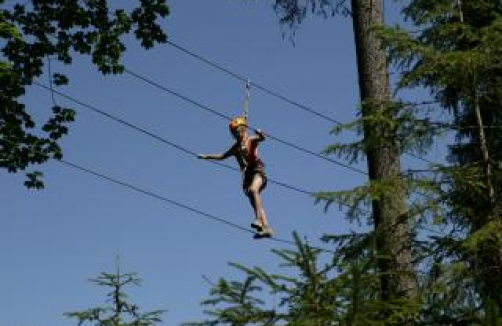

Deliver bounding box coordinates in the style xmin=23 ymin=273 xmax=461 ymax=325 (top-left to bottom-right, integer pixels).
xmin=149 ymin=42 xmax=445 ymax=203
xmin=2 ymin=85 xmax=447 ymax=240
xmin=121 ymin=67 xmax=444 ymax=204
xmin=4 ymin=133 xmax=448 ymax=242
xmin=0 ymin=133 xmax=351 ymax=251
xmin=3 ymin=143 xmax=448 ymax=260
xmin=34 ymin=82 xmax=321 ymax=200
xmin=57 ymin=158 xmax=336 ymax=253
xmin=37 ymin=67 xmax=434 ymax=202
xmin=40 ymin=56 xmax=436 ymax=202
xmin=166 ymin=40 xmax=344 ymax=125
xmin=165 ymin=39 xmax=441 ymax=166
xmin=40 ymin=46 xmax=439 ymax=209
xmin=35 ymin=82 xmax=448 ymax=237
xmin=122 ymin=68 xmax=441 ymax=204
xmin=123 ymin=68 xmax=367 ymax=175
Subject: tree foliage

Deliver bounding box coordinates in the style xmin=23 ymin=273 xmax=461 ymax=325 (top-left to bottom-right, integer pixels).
xmin=0 ymin=0 xmax=169 ymax=188
xmin=185 ymin=233 xmax=420 ymax=326
xmin=270 ymin=0 xmax=350 ymax=39
xmin=190 ymin=0 xmax=502 ymax=324
xmin=66 ymin=267 xmax=166 ymax=326
xmin=379 ymin=0 xmax=502 ymax=314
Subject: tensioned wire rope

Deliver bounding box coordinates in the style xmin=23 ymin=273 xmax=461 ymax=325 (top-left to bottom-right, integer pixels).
xmin=40 ymin=81 xmax=448 ymax=258
xmin=123 ymin=57 xmax=440 ymax=203
xmin=34 ymin=27 xmax=428 ymax=180
xmin=34 ymin=81 xmax=325 ymax=199
xmin=43 ymin=62 xmax=438 ymax=204
xmin=19 ymin=11 xmax=364 ymax=175
xmin=59 ymin=159 xmax=316 ymax=249
xmin=164 ymin=39 xmax=440 ymax=166
xmin=31 ymin=75 xmax=341 ymax=252
xmin=2 ymin=135 xmax=336 ymax=252
xmin=122 ymin=68 xmax=441 ymax=204
xmin=38 ymin=43 xmax=439 ymax=230
xmin=1 ymin=135 xmax=336 ymax=252
xmin=123 ymin=68 xmax=367 ymax=175
xmin=34 ymin=82 xmax=447 ymax=237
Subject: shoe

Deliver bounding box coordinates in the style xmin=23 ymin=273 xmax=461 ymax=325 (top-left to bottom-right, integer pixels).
xmin=253 ymin=226 xmax=274 ymax=239
xmin=251 ymin=219 xmax=263 ymax=231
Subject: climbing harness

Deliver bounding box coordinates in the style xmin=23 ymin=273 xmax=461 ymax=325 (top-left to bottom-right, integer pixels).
xmin=243 ymin=79 xmax=251 ymax=121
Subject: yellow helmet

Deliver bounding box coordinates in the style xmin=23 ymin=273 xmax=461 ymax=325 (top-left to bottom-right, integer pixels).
xmin=229 ymin=116 xmax=247 ymax=132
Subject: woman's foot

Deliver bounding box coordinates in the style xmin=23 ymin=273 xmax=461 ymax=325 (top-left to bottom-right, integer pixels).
xmin=253 ymin=225 xmax=274 ymax=239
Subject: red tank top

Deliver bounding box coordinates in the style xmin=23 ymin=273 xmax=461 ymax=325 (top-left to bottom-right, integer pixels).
xmin=237 ymin=138 xmax=263 ymax=168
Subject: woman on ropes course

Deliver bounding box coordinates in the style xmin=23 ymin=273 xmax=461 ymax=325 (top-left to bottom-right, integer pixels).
xmin=198 ymin=116 xmax=274 ymax=239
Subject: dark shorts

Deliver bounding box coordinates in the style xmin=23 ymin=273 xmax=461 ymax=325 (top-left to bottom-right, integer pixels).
xmin=242 ymin=164 xmax=267 ymax=195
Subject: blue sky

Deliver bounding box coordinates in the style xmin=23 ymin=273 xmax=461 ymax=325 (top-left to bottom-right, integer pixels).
xmin=1 ymin=1 xmax=447 ymax=325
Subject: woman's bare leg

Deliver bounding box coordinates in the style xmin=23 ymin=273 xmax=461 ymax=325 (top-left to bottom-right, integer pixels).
xmin=247 ymin=174 xmax=269 ymax=228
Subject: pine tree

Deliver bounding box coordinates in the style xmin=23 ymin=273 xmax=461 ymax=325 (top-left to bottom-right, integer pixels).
xmin=349 ymin=0 xmax=418 ymax=302
xmin=185 ymin=233 xmax=419 ymax=326
xmin=378 ymin=0 xmax=502 ymax=321
xmin=65 ymin=266 xmax=166 ymax=326
xmin=273 ymin=0 xmax=418 ymax=305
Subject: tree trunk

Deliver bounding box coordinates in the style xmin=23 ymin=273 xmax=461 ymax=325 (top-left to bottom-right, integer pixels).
xmin=471 ymin=82 xmax=495 ymax=204
xmin=351 ymin=0 xmax=417 ymax=301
